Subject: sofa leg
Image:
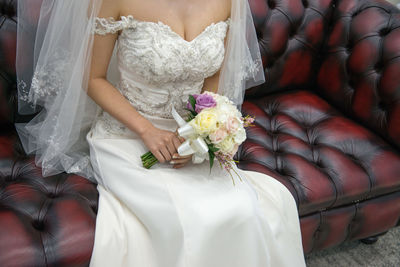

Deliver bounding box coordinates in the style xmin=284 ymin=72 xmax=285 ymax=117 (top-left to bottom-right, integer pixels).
xmin=360 ymin=231 xmax=388 ymax=245
xmin=360 ymin=236 xmax=378 ymax=244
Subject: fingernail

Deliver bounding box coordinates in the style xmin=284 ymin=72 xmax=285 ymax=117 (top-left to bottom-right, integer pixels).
xmin=173 ymin=155 xmax=178 ymax=159
xmin=170 ymin=161 xmax=175 ymax=165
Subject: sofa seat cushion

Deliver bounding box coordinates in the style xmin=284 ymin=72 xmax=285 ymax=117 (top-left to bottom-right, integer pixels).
xmin=0 ymin=159 xmax=98 ymax=266
xmin=237 ymin=90 xmax=400 ymax=216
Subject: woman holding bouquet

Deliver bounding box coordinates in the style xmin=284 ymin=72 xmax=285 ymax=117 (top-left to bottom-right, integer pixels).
xmin=16 ymin=0 xmax=306 ymax=266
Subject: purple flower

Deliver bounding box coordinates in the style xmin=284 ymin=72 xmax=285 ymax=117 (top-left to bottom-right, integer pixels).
xmin=193 ymin=93 xmax=217 ymax=113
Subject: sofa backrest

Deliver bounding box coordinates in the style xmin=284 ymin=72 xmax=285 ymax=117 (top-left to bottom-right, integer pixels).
xmin=246 ymin=0 xmax=335 ymax=97
xmin=317 ymin=0 xmax=400 ymax=148
xmin=0 ymin=0 xmax=16 ymax=129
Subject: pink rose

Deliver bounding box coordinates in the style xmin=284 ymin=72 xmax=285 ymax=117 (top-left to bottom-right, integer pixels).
xmin=226 ymin=116 xmax=240 ymax=134
xmin=209 ymin=129 xmax=228 ymax=144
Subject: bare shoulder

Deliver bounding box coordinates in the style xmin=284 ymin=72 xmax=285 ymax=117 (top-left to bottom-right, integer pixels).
xmin=211 ymin=0 xmax=232 ymax=17
xmin=117 ymin=0 xmax=231 ymax=21
xmin=98 ymin=0 xmax=122 ymax=19
xmin=198 ymin=0 xmax=231 ymax=21
xmin=218 ymin=0 xmax=232 ymax=17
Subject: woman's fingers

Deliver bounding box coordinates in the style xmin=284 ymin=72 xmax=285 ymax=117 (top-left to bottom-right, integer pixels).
xmin=174 ymin=129 xmax=185 ymax=142
xmin=160 ymin=147 xmax=172 ymax=162
xmin=172 ymin=153 xmax=191 ymax=160
xmin=172 ymin=136 xmax=182 ymax=152
xmin=166 ymin=140 xmax=176 ymax=157
xmin=170 ymin=158 xmax=190 ymax=164
xmin=153 ymin=150 xmax=166 ymax=163
xmin=172 ymin=164 xmax=185 ymax=169
xmin=170 ymin=153 xmax=192 ymax=168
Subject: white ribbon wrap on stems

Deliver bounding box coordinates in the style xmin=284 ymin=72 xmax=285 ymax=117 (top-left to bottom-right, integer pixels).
xmin=172 ymin=108 xmax=209 ymax=164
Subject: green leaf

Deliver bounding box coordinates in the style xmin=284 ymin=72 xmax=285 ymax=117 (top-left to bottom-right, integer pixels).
xmin=189 ymin=95 xmax=196 ymax=111
xmin=209 ymin=150 xmax=215 ymax=170
xmin=208 ymin=144 xmax=219 ymax=153
xmin=183 ymin=108 xmax=197 ymax=122
xmin=186 ymin=113 xmax=195 ymax=122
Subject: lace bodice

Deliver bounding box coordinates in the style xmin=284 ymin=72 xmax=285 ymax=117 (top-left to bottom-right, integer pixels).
xmin=93 ymin=15 xmax=230 ymax=136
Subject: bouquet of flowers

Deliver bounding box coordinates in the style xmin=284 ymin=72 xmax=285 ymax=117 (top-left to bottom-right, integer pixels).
xmin=141 ymin=91 xmax=254 ymax=184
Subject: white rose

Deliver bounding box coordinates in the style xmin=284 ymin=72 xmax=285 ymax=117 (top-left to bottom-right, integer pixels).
xmin=217 ymin=136 xmax=236 ymax=154
xmin=234 ymin=127 xmax=246 ymax=144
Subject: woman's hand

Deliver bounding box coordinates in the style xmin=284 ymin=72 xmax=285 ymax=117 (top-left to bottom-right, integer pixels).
xmin=140 ymin=125 xmax=182 ymax=163
xmin=170 ymin=153 xmax=192 ymax=169
xmin=170 ymin=131 xmax=192 ymax=169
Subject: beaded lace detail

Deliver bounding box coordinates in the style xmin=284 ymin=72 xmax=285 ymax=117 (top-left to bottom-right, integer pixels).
xmin=92 ymin=15 xmax=230 ymax=136
xmin=94 ymin=16 xmax=139 ymax=35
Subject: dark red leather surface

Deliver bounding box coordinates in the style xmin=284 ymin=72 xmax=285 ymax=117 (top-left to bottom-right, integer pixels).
xmin=0 ymin=1 xmax=100 ymax=266
xmin=317 ymin=0 xmax=400 ymax=148
xmin=238 ymin=90 xmax=400 ymax=216
xmin=0 ymin=0 xmax=16 ymax=125
xmin=247 ymin=0 xmax=334 ymax=96
xmin=300 ymin=190 xmax=400 ymax=253
xmin=0 ymin=159 xmax=98 ymax=267
xmin=0 ymin=135 xmax=14 ymax=159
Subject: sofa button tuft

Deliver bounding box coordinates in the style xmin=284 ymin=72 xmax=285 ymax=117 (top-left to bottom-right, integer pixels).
xmin=267 ymin=0 xmax=276 ymax=9
xmin=32 ymin=220 xmax=45 ymax=231
xmin=379 ymin=27 xmax=390 ymax=37
xmin=47 ymin=192 xmax=58 ymax=199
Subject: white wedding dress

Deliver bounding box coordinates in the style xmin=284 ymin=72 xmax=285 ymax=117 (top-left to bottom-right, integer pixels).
xmin=86 ymin=15 xmax=306 ymax=267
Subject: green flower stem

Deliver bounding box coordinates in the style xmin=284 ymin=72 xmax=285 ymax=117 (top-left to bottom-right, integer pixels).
xmin=141 ymin=151 xmax=159 ymax=169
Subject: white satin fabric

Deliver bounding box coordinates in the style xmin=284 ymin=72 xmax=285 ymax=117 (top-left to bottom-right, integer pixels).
xmin=87 ymin=116 xmax=305 ymax=267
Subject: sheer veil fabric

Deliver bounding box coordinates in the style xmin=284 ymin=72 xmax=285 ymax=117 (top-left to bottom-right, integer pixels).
xmin=15 ymin=0 xmax=265 ymax=180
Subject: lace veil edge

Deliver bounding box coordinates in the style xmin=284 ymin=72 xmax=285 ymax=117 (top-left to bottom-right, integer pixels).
xmin=16 ymin=0 xmax=103 ymax=181
xmin=218 ymin=0 xmax=265 ymax=108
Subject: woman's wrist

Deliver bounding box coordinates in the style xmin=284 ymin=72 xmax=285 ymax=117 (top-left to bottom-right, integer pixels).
xmin=137 ymin=122 xmax=153 ymax=138
xmin=126 ymin=114 xmax=154 ymax=137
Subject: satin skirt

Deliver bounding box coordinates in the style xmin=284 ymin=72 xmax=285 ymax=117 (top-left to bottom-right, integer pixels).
xmin=87 ymin=115 xmax=306 ymax=267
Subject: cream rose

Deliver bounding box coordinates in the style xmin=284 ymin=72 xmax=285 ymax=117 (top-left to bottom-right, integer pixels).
xmin=217 ymin=137 xmax=236 ymax=154
xmin=189 ymin=108 xmax=218 ymax=135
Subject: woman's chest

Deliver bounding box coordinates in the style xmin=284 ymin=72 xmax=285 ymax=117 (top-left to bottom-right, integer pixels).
xmin=116 ymin=18 xmax=229 ymax=83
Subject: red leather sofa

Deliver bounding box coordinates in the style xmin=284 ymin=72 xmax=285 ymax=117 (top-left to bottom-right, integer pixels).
xmin=1 ymin=0 xmax=399 ymax=266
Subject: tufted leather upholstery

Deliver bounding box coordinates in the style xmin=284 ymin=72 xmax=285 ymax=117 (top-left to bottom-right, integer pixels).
xmin=247 ymin=0 xmax=334 ymax=96
xmin=300 ymin=191 xmax=400 ymax=252
xmin=0 ymin=159 xmax=98 ymax=267
xmin=238 ymin=90 xmax=400 ymax=216
xmin=0 ymin=0 xmax=16 ymax=126
xmin=317 ymin=0 xmax=400 ymax=149
xmin=0 ymin=0 xmax=399 ymax=265
xmin=0 ymin=135 xmax=14 ymax=159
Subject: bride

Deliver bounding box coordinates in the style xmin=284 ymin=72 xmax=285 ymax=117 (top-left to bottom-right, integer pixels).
xmin=16 ymin=0 xmax=306 ymax=266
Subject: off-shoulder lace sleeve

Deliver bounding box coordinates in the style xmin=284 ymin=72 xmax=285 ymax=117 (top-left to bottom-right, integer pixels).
xmin=94 ymin=16 xmax=138 ymax=35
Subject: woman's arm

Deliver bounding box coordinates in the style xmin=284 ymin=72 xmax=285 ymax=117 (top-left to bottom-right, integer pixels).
xmin=201 ymin=70 xmax=220 ymax=94
xmin=87 ymin=0 xmax=181 ymax=163
xmin=201 ymin=23 xmax=230 ymax=94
